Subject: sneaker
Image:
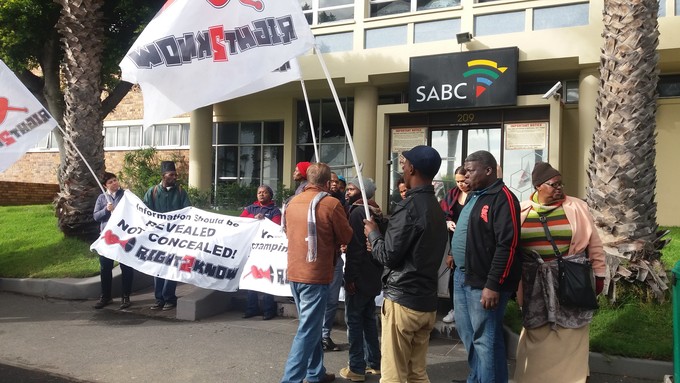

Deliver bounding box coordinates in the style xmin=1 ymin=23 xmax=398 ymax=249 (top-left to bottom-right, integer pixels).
xmin=322 ymin=337 xmax=341 ymax=352
xmin=365 ymin=367 xmax=381 ymax=375
xmin=443 ymin=309 xmax=455 ymax=323
xmin=339 ymin=367 xmax=365 ymax=382
xmin=162 ymin=302 xmax=177 ymax=311
xmin=94 ymin=297 xmax=112 ymax=309
xmin=119 ymin=296 xmax=131 ymax=310
xmin=150 ymin=302 xmax=164 ymax=310
xmin=262 ymin=312 xmax=276 ymax=320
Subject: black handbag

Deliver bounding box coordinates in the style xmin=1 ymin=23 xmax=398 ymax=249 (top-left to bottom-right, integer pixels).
xmin=537 ymin=213 xmax=599 ymax=310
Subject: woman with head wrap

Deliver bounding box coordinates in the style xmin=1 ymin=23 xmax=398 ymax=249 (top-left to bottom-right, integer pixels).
xmin=514 ymin=162 xmax=606 ymax=383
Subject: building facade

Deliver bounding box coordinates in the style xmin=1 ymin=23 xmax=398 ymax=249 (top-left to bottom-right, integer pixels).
xmin=3 ymin=0 xmax=680 ymax=224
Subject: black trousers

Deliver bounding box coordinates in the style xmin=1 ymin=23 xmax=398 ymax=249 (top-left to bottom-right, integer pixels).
xmin=99 ymin=256 xmax=134 ymax=299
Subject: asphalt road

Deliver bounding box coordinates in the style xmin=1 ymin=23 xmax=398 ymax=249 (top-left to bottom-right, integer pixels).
xmin=0 ymin=292 xmax=664 ymax=383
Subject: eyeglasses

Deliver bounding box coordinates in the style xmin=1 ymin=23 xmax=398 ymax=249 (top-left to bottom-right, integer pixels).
xmin=543 ymin=181 xmax=564 ymax=189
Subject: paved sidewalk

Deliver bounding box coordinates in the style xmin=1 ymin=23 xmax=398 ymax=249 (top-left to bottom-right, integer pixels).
xmin=0 ymin=291 xmax=665 ymax=383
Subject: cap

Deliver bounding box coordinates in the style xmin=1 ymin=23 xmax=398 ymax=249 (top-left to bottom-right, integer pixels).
xmin=160 ymin=161 xmax=176 ymax=174
xmin=532 ymin=162 xmax=561 ymax=187
xmin=402 ymin=145 xmax=442 ymax=179
xmin=296 ymin=161 xmax=311 ymax=179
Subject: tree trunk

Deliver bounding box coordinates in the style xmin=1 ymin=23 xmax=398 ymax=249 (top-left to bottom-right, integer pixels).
xmin=53 ymin=0 xmax=106 ymax=240
xmin=587 ymin=0 xmax=668 ymax=301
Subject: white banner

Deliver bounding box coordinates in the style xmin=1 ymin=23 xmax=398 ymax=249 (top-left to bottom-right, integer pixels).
xmin=120 ymin=0 xmax=314 ymax=126
xmin=90 ymin=190 xmax=284 ymax=292
xmin=0 ymin=60 xmax=58 ymax=173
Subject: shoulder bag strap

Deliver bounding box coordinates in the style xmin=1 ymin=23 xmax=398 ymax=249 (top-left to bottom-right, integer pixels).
xmin=537 ymin=212 xmax=562 ymax=258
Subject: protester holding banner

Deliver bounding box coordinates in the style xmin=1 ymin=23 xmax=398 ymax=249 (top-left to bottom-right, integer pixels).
xmin=241 ymin=185 xmax=281 ymax=320
xmin=321 ymin=171 xmax=347 ymax=352
xmin=340 ymin=177 xmax=385 ymax=382
xmin=93 ymin=172 xmax=134 ymax=310
xmin=363 ymin=145 xmax=448 ymax=382
xmin=143 ymin=161 xmax=191 ymax=311
xmin=281 ymin=163 xmax=353 ymax=383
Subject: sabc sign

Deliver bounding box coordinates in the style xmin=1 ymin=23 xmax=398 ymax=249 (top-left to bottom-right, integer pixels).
xmin=408 ymin=47 xmax=518 ymax=111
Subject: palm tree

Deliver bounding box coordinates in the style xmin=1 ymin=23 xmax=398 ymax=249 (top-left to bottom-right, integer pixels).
xmin=53 ymin=0 xmax=106 ymax=240
xmin=587 ymin=0 xmax=668 ymax=301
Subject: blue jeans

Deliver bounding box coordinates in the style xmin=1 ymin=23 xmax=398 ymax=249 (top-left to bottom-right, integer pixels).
xmin=322 ymin=257 xmax=344 ymax=339
xmin=246 ymin=291 xmax=276 ymax=317
xmin=154 ymin=277 xmax=177 ymax=305
xmin=453 ymin=269 xmax=510 ymax=383
xmin=344 ymin=292 xmax=381 ymax=374
xmin=281 ymin=282 xmax=329 ymax=383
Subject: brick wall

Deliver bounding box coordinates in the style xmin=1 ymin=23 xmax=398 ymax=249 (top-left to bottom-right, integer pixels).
xmin=0 ymin=181 xmax=60 ymax=206
xmin=0 ymin=149 xmax=190 ymax=190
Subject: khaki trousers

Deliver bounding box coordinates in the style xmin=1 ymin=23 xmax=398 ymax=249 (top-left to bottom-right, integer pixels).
xmin=380 ymin=298 xmax=437 ymax=383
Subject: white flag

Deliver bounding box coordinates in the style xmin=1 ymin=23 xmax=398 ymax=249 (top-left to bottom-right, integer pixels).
xmin=0 ymin=60 xmax=58 ymax=173
xmin=120 ymin=0 xmax=314 ymax=127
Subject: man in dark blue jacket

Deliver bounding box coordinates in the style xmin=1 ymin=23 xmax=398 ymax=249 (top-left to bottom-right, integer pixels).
xmin=364 ymin=145 xmax=447 ymax=382
xmin=451 ymin=150 xmax=521 ymax=383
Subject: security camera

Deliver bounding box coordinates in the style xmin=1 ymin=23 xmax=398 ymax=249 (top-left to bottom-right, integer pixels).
xmin=542 ymin=81 xmax=562 ymax=99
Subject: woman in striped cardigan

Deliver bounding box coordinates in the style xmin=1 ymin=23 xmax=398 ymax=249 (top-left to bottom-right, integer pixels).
xmin=514 ymin=162 xmax=606 ymax=383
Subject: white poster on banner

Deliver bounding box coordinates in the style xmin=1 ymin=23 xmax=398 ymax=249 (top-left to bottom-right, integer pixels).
xmin=0 ymin=60 xmax=58 ymax=172
xmin=90 ymin=191 xmax=281 ymax=292
xmin=239 ymin=236 xmax=292 ymax=297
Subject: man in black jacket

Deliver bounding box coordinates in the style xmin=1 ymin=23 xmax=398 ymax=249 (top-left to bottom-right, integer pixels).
xmin=364 ymin=145 xmax=447 ymax=382
xmin=339 ymin=176 xmax=383 ymax=382
xmin=451 ymin=150 xmax=521 ymax=383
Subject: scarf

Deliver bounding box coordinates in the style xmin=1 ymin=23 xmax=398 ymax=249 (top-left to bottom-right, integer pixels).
xmin=306 ymin=191 xmax=329 ymax=262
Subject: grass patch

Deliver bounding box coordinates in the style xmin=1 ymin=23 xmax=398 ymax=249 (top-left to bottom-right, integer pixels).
xmin=0 ymin=205 xmax=99 ymax=278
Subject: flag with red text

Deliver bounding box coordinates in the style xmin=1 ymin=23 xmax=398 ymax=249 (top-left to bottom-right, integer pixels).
xmin=119 ymin=0 xmax=314 ymax=126
xmin=0 ymin=60 xmax=58 ymax=173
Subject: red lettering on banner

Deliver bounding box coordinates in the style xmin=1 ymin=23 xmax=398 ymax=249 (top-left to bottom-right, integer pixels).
xmin=180 ymin=255 xmax=196 ymax=272
xmin=0 ymin=130 xmax=16 ymax=146
xmin=209 ymin=26 xmax=228 ymax=62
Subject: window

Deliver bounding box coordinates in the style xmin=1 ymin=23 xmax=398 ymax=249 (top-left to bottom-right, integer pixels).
xmin=475 ymin=11 xmax=525 ymax=36
xmin=370 ymin=0 xmax=459 ymax=18
xmin=659 ymin=75 xmax=680 ymax=98
xmin=365 ymin=25 xmax=407 ymax=49
xmin=414 ymin=18 xmax=460 ymax=43
xmin=213 ymin=121 xmax=284 ymax=189
xmin=104 ymin=125 xmax=142 ymax=148
xmin=296 ymin=98 xmax=354 ymax=178
xmin=315 ymin=32 xmax=353 ymax=53
xmin=104 ymin=124 xmax=188 ymax=148
xmin=533 ymin=3 xmax=588 ymax=30
xmin=300 ymin=0 xmax=354 ymax=25
xmin=32 ymin=131 xmax=59 ymax=150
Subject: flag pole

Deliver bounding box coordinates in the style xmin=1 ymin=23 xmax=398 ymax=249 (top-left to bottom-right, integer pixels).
xmin=313 ymin=45 xmax=370 ymax=221
xmin=299 ymin=78 xmax=320 ymax=162
xmin=55 ymin=125 xmax=109 ymax=201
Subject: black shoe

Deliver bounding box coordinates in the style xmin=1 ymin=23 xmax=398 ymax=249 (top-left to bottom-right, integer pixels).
xmin=150 ymin=302 xmax=164 ymax=310
xmin=303 ymin=372 xmax=335 ymax=383
xmin=322 ymin=337 xmax=340 ymax=352
xmin=162 ymin=302 xmax=177 ymax=311
xmin=242 ymin=311 xmax=261 ymax=319
xmin=119 ymin=296 xmax=131 ymax=310
xmin=262 ymin=312 xmax=276 ymax=320
xmin=94 ymin=297 xmax=112 ymax=309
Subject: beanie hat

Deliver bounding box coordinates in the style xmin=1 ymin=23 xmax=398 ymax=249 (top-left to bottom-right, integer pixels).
xmin=160 ymin=161 xmax=176 ymax=174
xmin=532 ymin=162 xmax=561 ymax=187
xmin=348 ymin=177 xmax=376 ymax=200
xmin=402 ymin=145 xmax=442 ymax=179
xmin=296 ymin=161 xmax=311 ymax=179
xmin=337 ymin=175 xmax=346 ymax=185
